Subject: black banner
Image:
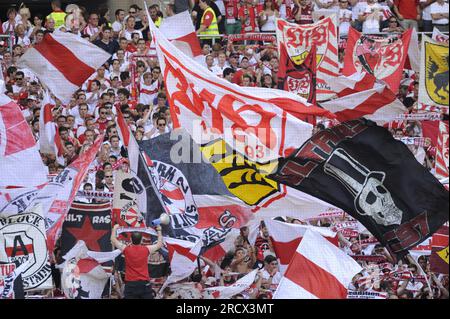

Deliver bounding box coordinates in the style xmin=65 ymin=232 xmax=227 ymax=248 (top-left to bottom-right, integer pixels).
xmin=269 ymin=119 xmax=449 ymax=259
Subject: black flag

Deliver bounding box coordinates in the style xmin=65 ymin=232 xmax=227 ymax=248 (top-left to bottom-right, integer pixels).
xmin=268 ymin=119 xmax=449 ymax=258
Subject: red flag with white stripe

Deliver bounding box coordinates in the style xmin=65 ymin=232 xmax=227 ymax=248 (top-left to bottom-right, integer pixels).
xmin=320 ymin=73 xmax=407 ymax=123
xmin=17 ymin=31 xmax=110 ymax=103
xmin=265 ymin=219 xmax=338 ymax=274
xmin=273 ymin=229 xmax=362 ymax=299
xmin=0 ymin=94 xmax=48 ymax=188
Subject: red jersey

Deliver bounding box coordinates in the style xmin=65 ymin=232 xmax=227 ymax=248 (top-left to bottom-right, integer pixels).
xmin=394 ymin=0 xmax=420 ymax=20
xmin=224 ymin=0 xmax=240 ymax=20
xmin=123 ymin=245 xmax=150 ymax=282
xmin=96 ymin=118 xmax=109 ymax=131
xmin=292 ymin=4 xmax=314 ymax=25
xmin=239 ymin=5 xmax=260 ymax=33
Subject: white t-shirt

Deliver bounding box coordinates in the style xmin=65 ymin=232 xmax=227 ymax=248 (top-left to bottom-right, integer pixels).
xmin=123 ymin=29 xmax=143 ymax=41
xmin=211 ymin=64 xmax=230 ymax=77
xmin=360 ymin=3 xmax=382 ymax=33
xmin=111 ymin=20 xmax=123 ymax=33
xmin=261 ymin=269 xmax=283 ymax=288
xmin=420 ymin=0 xmax=432 ymax=21
xmin=339 ymin=8 xmax=353 ymax=36
xmin=430 ymin=2 xmax=449 ymax=25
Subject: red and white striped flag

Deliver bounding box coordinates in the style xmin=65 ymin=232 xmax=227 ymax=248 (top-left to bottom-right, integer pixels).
xmin=320 ymin=73 xmax=407 ymax=123
xmin=265 ymin=219 xmax=338 ymax=274
xmin=0 ymin=94 xmax=48 ymax=188
xmin=435 ymin=121 xmax=449 ymax=181
xmin=39 ymin=91 xmax=65 ymax=165
xmin=273 ymin=229 xmax=362 ymax=299
xmin=160 ymin=237 xmax=202 ymax=291
xmin=204 ymin=269 xmax=258 ymax=299
xmin=17 ymin=31 xmax=110 ymax=103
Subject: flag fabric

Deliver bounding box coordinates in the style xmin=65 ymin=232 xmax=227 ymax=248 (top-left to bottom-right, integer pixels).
xmin=435 ymin=121 xmax=449 ymax=181
xmin=265 ymin=219 xmax=337 ymax=274
xmin=204 ymin=269 xmax=258 ymax=299
xmin=0 ymin=94 xmax=48 ymax=188
xmin=418 ymin=35 xmax=449 ymax=108
xmin=273 ymin=229 xmax=362 ymax=299
xmin=0 ymin=260 xmax=30 ymax=299
xmin=137 ymin=130 xmax=254 ymax=251
xmin=112 ymin=170 xmax=146 ymax=228
xmin=159 ymin=10 xmax=202 ymax=61
xmin=39 ymin=91 xmax=65 ymax=165
xmin=0 ymin=204 xmax=53 ymax=291
xmin=32 ymin=134 xmax=104 ymax=253
xmin=278 ymin=43 xmax=317 ymax=105
xmin=320 ymin=73 xmax=407 ymax=123
xmin=432 ymin=27 xmax=449 ymax=44
xmin=147 ymin=7 xmax=333 ymax=164
xmin=430 ymin=225 xmax=449 ymax=274
xmin=268 ymin=119 xmax=449 ymax=259
xmin=343 ymin=27 xmax=413 ymax=94
xmin=160 ymin=236 xmax=202 ymax=290
xmin=17 ymin=30 xmax=110 ymax=103
xmin=276 ymin=16 xmax=339 ymax=101
xmin=60 ymin=202 xmax=112 ymax=256
xmin=61 ymin=240 xmax=120 ymax=299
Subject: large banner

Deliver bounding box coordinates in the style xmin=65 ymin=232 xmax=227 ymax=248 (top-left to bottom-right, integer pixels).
xmin=276 ymin=16 xmax=338 ymax=101
xmin=418 ymin=35 xmax=449 ymax=108
xmin=269 ymin=119 xmax=449 ymax=259
xmin=430 ymin=225 xmax=449 ymax=274
xmin=343 ymin=28 xmax=412 ymax=94
xmin=0 ymin=205 xmax=52 ymax=291
xmin=60 ymin=202 xmax=112 ymax=257
xmin=0 ymin=262 xmax=25 ymax=299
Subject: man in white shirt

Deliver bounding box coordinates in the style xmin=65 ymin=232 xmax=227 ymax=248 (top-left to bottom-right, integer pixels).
xmin=122 ymin=16 xmax=143 ymax=41
xmin=430 ymin=0 xmax=449 ymax=32
xmin=211 ymin=52 xmax=230 ymax=77
xmin=339 ymin=0 xmax=353 ymax=36
xmin=358 ymin=0 xmax=383 ymax=34
xmin=261 ymin=255 xmax=282 ymax=292
xmin=112 ymin=9 xmax=125 ymax=38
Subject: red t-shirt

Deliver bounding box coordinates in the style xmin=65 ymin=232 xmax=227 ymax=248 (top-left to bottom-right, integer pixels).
xmin=394 ymin=0 xmax=419 ymax=20
xmin=292 ymin=4 xmax=314 ymax=25
xmin=239 ymin=6 xmax=260 ymax=33
xmin=224 ymin=0 xmax=240 ymax=19
xmin=96 ymin=118 xmax=109 ymax=131
xmin=123 ymin=245 xmax=150 ymax=282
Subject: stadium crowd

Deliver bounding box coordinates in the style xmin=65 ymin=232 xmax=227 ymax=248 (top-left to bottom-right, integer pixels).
xmin=0 ymin=0 xmax=448 ymax=299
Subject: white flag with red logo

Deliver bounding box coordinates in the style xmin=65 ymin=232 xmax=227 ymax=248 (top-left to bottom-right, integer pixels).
xmin=435 ymin=121 xmax=449 ymax=181
xmin=147 ymin=7 xmax=333 ymax=164
xmin=320 ymin=72 xmax=407 ymax=123
xmin=159 ymin=10 xmax=202 ymax=61
xmin=343 ymin=27 xmax=412 ymax=94
xmin=265 ymin=219 xmax=337 ymax=274
xmin=273 ymin=229 xmax=362 ymax=299
xmin=432 ymin=27 xmax=449 ymax=44
xmin=276 ymin=16 xmax=339 ymax=101
xmin=39 ymin=91 xmax=65 ymax=165
xmin=17 ymin=30 xmax=110 ymax=103
xmin=0 ymin=94 xmax=48 ymax=188
xmin=160 ymin=237 xmax=202 ymax=291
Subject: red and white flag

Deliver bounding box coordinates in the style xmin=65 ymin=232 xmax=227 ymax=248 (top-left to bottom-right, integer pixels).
xmin=31 ymin=134 xmax=104 ymax=252
xmin=265 ymin=219 xmax=338 ymax=274
xmin=343 ymin=27 xmax=413 ymax=94
xmin=39 ymin=91 xmax=65 ymax=165
xmin=273 ymin=229 xmax=362 ymax=299
xmin=160 ymin=237 xmax=202 ymax=290
xmin=0 ymin=94 xmax=48 ymax=188
xmin=276 ymin=16 xmax=339 ymax=101
xmin=148 ymin=7 xmax=333 ymax=164
xmin=17 ymin=31 xmax=110 ymax=103
xmin=159 ymin=10 xmax=202 ymax=62
xmin=435 ymin=121 xmax=449 ymax=181
xmin=320 ymin=72 xmax=407 ymax=123
xmin=204 ymin=269 xmax=258 ymax=299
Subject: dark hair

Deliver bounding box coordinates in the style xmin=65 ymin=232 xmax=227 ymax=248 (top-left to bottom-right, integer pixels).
xmin=131 ymin=231 xmax=142 ymax=245
xmin=120 ymin=72 xmax=130 ymax=82
xmin=264 ymin=255 xmax=277 ymax=264
xmin=223 ymin=68 xmax=235 ymax=77
xmin=115 ymin=9 xmax=125 ymax=16
xmin=117 ymin=88 xmax=130 ymax=98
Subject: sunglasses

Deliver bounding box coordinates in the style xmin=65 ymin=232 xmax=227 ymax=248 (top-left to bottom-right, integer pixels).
xmin=16 ymin=77 xmax=23 ymax=80
xmin=100 ymin=112 xmax=107 ymax=115
xmin=105 ymin=176 xmax=113 ymax=178
xmin=129 ymin=11 xmax=136 ymax=14
xmin=158 ymin=123 xmax=166 ymax=127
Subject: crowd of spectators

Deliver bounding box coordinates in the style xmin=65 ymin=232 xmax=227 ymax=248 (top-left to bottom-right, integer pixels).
xmin=0 ymin=1 xmax=448 ymax=299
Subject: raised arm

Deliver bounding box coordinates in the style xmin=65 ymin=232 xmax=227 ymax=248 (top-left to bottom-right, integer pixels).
xmin=147 ymin=225 xmax=164 ymax=253
xmin=111 ymin=224 xmax=126 ymax=252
